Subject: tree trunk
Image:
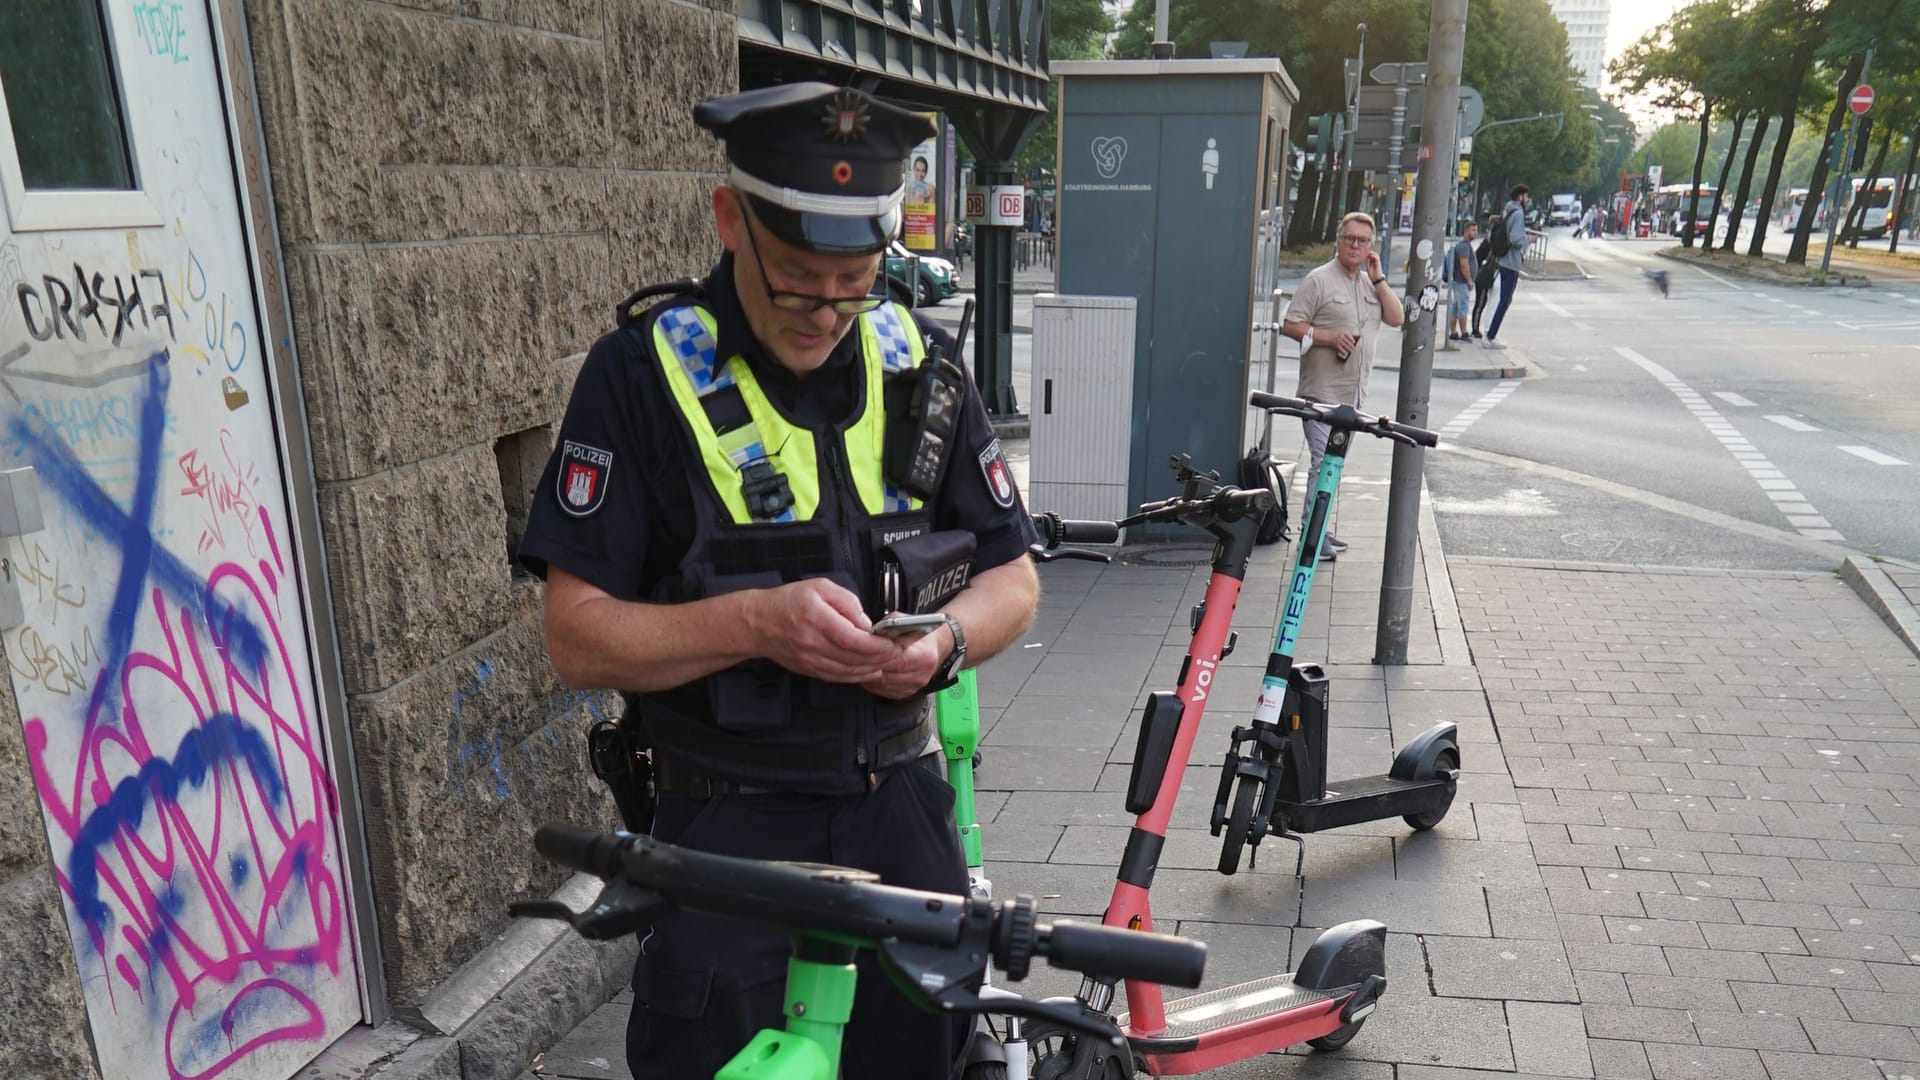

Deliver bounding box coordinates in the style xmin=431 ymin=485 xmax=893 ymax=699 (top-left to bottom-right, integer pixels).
xmin=1790 ymin=53 xmax=1867 ymax=264
xmin=1891 ymin=122 xmax=1920 ymax=253
xmin=1684 ymin=99 xmax=1714 ymax=249
xmin=1746 ymin=106 xmax=1798 ymax=258
xmin=1706 ymin=110 xmax=1747 ymax=247
xmin=1287 ymin=158 xmax=1322 ymax=247
xmin=1721 ymin=113 xmax=1770 ymax=252
xmin=1747 ymin=35 xmax=1819 ymax=258
xmin=1315 ymin=159 xmax=1340 ymax=241
xmin=1844 ymin=122 xmax=1893 ymax=247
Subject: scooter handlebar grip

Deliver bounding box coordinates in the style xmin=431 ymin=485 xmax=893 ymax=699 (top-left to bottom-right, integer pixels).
xmin=1053 ymin=519 xmax=1121 ymax=544
xmin=1043 ymin=919 xmax=1207 ymax=988
xmin=534 ymin=823 xmax=628 ymax=879
xmin=1249 ymin=391 xmax=1311 ymax=413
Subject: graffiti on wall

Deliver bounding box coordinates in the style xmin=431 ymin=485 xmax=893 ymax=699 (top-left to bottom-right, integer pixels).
xmin=8 ymin=235 xmax=359 ymax=1080
xmin=132 ymin=1 xmax=192 ymax=64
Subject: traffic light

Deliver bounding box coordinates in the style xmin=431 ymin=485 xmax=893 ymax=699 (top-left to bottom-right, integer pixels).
xmin=1314 ymin=113 xmax=1333 ymax=162
xmin=1828 ymin=129 xmax=1847 ymax=171
xmin=1306 ymin=114 xmax=1322 ymax=157
xmin=1852 ymin=118 xmax=1872 ymax=169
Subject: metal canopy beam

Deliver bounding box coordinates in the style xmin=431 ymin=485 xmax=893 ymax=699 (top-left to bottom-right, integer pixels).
xmin=735 ymin=0 xmax=1052 ymax=116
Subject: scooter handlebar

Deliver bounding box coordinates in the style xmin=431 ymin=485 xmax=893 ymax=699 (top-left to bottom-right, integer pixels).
xmin=1044 ymin=919 xmax=1207 ymax=989
xmin=535 ymin=822 xmax=627 ymax=879
xmin=1249 ymin=392 xmax=1439 ymax=448
xmin=1030 ymin=512 xmax=1122 ymax=548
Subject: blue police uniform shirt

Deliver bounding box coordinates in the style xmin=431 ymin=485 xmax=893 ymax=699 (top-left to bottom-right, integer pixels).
xmin=517 ymin=252 xmax=1039 ymax=603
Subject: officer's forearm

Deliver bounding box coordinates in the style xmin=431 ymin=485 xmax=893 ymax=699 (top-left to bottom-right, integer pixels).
xmin=945 ymin=558 xmax=1039 ymax=668
xmin=545 ymin=570 xmax=759 ymax=692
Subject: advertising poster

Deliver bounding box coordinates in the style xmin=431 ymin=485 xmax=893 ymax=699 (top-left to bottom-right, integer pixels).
xmin=904 ymin=112 xmax=939 ymax=250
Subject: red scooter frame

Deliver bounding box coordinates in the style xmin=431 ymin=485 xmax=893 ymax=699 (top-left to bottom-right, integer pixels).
xmin=1028 ymin=458 xmax=1387 ymax=1077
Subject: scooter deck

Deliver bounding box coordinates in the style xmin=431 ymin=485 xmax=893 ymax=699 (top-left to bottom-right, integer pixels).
xmin=1279 ymin=772 xmax=1453 ymax=832
xmin=1117 ymin=972 xmax=1338 ymax=1042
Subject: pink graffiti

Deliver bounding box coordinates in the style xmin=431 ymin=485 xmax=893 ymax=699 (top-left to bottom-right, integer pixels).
xmin=26 ymin=508 xmax=352 ymax=1080
xmin=177 ymin=430 xmax=263 ymax=556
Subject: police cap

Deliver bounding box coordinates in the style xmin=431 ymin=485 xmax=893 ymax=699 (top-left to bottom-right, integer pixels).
xmin=694 ymin=82 xmax=937 ymax=257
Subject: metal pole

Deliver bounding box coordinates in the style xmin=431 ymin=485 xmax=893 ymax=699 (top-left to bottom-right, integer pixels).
xmin=1342 ymin=24 xmax=1366 ymax=220
xmin=1376 ymin=0 xmax=1468 ymax=665
xmin=1152 ymin=0 xmax=1173 ymax=58
xmin=1382 ymin=77 xmax=1408 ymax=272
xmin=1822 ymin=47 xmax=1872 ymax=274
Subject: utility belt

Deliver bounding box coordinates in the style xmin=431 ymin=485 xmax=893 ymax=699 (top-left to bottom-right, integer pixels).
xmin=653 ymin=742 xmax=945 ymax=800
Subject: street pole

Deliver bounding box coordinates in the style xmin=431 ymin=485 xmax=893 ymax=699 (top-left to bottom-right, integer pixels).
xmin=1822 ymin=47 xmax=1872 ymax=274
xmin=1375 ymin=0 xmax=1468 ymax=665
xmin=1382 ymin=75 xmax=1411 ymax=273
xmin=1342 ymin=24 xmax=1366 ymax=223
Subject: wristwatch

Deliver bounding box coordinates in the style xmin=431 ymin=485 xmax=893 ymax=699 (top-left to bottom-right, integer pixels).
xmin=930 ymin=612 xmax=968 ymax=690
xmin=1370 ymin=275 xmax=1386 ymax=286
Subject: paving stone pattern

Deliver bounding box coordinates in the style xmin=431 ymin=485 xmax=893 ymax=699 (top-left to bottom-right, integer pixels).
xmin=526 ymin=441 xmax=1920 ymax=1080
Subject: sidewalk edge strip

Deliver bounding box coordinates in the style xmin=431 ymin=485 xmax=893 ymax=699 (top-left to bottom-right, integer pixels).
xmin=1419 ymin=480 xmax=1470 ymax=667
xmin=1840 ymin=556 xmax=1920 ymax=660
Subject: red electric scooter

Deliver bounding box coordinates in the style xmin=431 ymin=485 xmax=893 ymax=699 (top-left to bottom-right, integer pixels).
xmin=1020 ymin=453 xmax=1397 ymax=1078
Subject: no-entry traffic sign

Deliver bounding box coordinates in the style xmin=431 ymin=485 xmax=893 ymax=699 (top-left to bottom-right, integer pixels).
xmin=1850 ymin=84 xmax=1874 ymax=114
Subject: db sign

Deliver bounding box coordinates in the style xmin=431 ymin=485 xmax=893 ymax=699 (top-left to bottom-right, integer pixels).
xmin=988 ymin=185 xmax=1025 ymax=226
xmin=963 ymin=187 xmax=988 ymax=224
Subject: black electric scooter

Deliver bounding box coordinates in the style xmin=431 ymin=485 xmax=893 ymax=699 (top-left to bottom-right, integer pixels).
xmin=1212 ymin=392 xmax=1461 ymax=875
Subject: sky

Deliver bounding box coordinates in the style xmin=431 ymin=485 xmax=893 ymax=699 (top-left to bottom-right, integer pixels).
xmin=1603 ymin=0 xmax=1693 ymax=133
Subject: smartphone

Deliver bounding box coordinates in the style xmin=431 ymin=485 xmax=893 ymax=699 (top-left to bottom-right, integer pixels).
xmin=870 ymin=612 xmax=946 ymax=639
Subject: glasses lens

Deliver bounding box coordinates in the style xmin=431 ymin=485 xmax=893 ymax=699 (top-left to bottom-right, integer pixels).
xmin=829 ymin=296 xmax=887 ymax=314
xmin=1341 ymin=235 xmax=1369 ymax=244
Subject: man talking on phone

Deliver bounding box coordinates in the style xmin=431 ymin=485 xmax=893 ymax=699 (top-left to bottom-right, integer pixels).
xmin=517 ymin=83 xmax=1040 ymax=1079
xmin=1280 ymin=211 xmax=1405 ymax=562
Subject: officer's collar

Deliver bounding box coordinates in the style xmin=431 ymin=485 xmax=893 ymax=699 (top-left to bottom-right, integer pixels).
xmin=705 ymin=251 xmax=859 ymax=384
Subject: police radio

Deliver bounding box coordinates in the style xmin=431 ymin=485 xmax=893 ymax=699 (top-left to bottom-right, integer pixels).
xmin=883 ymin=299 xmax=974 ymax=501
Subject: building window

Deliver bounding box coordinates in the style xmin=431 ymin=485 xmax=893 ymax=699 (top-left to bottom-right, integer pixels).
xmin=0 ymin=0 xmax=159 ymax=230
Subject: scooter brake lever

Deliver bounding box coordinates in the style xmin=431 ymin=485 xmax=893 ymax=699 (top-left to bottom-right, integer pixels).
xmin=510 ymin=880 xmax=671 ymax=940
xmin=988 ymin=995 xmax=1131 ymax=1049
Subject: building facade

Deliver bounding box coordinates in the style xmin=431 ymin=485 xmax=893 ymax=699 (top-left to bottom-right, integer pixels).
xmin=1551 ymin=0 xmax=1613 ymax=88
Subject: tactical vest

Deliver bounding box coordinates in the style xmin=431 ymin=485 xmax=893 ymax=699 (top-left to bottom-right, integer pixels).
xmin=632 ymin=298 xmax=939 ymax=794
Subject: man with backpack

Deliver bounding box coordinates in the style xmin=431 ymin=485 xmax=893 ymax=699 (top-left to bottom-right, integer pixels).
xmin=1470 ymin=211 xmax=1500 ymax=340
xmin=1483 ymin=185 xmax=1530 ymax=349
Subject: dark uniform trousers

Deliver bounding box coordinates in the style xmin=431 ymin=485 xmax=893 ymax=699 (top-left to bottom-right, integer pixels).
xmin=626 ymin=754 xmax=972 ymax=1079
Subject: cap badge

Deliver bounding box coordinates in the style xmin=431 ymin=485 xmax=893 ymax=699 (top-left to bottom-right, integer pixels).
xmin=822 ymin=90 xmax=870 ymax=144
xmin=833 ymin=161 xmax=854 ymax=185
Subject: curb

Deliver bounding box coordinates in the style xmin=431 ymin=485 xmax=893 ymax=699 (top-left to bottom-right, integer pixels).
xmin=294 ymin=875 xmax=638 ymax=1080
xmin=990 ymin=413 xmax=1031 ymax=440
xmin=1840 ymin=556 xmax=1920 ymax=660
xmin=1653 ymin=247 xmax=1871 ymax=288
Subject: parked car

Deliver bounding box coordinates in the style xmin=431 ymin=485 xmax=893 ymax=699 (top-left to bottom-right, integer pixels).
xmin=884 ymin=241 xmax=957 ymax=306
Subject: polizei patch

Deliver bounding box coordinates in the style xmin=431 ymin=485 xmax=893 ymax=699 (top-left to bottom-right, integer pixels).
xmin=978 ymin=438 xmax=1016 ymax=510
xmin=557 ymin=440 xmax=613 ymax=517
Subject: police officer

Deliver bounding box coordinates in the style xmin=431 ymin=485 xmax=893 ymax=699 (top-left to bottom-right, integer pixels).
xmin=516 ymin=82 xmax=1041 ymax=1079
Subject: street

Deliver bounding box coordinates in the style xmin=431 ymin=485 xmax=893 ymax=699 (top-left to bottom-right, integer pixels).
xmin=1420 ymin=230 xmax=1920 ymax=569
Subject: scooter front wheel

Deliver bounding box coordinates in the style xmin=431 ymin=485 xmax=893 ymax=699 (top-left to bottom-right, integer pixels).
xmin=1217 ymin=774 xmax=1263 ymax=875
xmin=1026 ymin=1018 xmax=1136 ymax=1079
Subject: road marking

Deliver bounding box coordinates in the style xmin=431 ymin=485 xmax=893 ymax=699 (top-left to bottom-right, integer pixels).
xmin=1764 ymin=415 xmax=1821 ymax=432
xmin=1431 ymin=488 xmax=1560 ymax=516
xmin=1534 ymin=296 xmax=1575 ymax=317
xmin=1838 ymin=445 xmax=1908 ymax=466
xmin=1691 ymin=265 xmax=1743 ymax=290
xmin=1615 ymin=346 xmax=1842 ymax=540
xmin=1573 ymin=322 xmax=1595 ymax=332
xmin=1437 ymin=380 xmax=1521 ymax=441
xmin=1714 ymin=392 xmax=1757 ymax=407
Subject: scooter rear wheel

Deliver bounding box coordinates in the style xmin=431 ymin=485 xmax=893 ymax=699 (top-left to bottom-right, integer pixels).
xmin=1217 ymin=774 xmax=1262 ymax=875
xmin=1308 ymin=1016 xmax=1366 ymax=1051
xmin=1402 ymin=748 xmax=1460 ymax=831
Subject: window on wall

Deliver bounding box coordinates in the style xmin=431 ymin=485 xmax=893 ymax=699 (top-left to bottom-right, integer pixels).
xmin=0 ymin=0 xmax=159 ymax=230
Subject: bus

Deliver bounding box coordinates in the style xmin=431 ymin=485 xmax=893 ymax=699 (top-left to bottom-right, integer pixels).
xmin=1840 ymin=176 xmax=1911 ymax=239
xmin=1650 ymin=183 xmax=1717 ymax=238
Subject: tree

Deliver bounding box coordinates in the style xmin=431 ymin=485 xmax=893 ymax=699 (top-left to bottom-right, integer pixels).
xmin=1612 ymin=0 xmax=1742 ymax=247
xmin=1016 ymin=0 xmax=1115 ymax=182
xmin=1743 ymin=0 xmax=1833 ymax=256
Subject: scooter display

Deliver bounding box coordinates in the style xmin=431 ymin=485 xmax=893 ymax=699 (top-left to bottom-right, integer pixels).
xmin=1211 ymin=393 xmax=1458 ymax=876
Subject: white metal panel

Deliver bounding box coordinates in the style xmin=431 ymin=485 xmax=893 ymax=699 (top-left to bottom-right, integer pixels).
xmin=1029 ymin=294 xmax=1135 ymax=522
xmin=0 ymin=3 xmax=366 ymax=1078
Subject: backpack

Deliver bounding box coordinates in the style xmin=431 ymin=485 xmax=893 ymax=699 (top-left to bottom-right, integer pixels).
xmin=1489 ymin=212 xmax=1513 ymax=258
xmin=1238 ymin=446 xmax=1291 ymax=546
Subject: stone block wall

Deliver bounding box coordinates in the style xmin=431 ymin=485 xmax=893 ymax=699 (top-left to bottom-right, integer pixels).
xmin=241 ymin=0 xmax=737 ymax=1003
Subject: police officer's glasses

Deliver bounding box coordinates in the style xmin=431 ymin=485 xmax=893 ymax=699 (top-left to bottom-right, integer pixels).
xmin=743 ymin=213 xmax=888 ymax=315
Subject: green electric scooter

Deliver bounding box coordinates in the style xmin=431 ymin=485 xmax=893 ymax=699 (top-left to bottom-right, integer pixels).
xmin=515 ymin=824 xmax=1206 ymax=1079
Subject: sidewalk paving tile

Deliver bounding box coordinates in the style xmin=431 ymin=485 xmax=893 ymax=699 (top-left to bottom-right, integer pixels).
xmin=1588 ymin=1038 xmax=1655 ymax=1079
xmin=1426 ymin=936 xmax=1578 ymax=1002
xmin=1753 ymin=1050 xmax=1894 ymax=1080
xmin=1508 ymin=1001 xmax=1597 ymax=1077
xmin=1642 ymin=1042 xmax=1765 ymax=1080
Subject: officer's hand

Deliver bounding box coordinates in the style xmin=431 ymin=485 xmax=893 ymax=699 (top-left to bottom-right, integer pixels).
xmin=756 ymin=579 xmax=898 ymax=683
xmin=859 ymin=629 xmax=947 ymax=701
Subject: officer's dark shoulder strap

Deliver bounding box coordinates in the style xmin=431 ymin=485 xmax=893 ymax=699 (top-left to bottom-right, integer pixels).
xmin=615 ymin=276 xmax=703 ymax=328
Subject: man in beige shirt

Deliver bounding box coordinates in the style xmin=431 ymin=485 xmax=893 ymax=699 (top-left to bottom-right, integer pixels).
xmin=1280 ymin=211 xmax=1405 ymax=560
